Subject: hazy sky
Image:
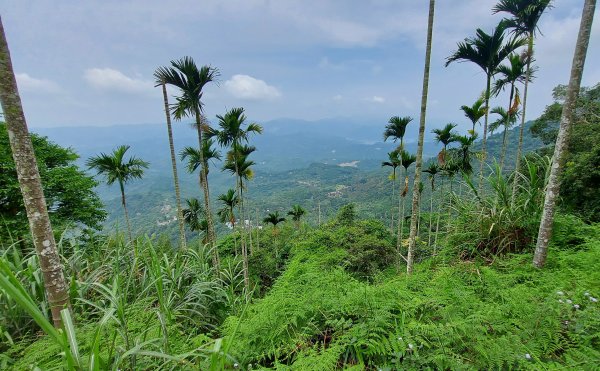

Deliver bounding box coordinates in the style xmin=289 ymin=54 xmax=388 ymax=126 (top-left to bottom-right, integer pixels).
xmin=1 ymin=0 xmax=598 ymax=131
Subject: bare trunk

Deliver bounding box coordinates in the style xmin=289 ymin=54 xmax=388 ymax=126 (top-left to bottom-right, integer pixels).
xmin=434 ymin=178 xmax=443 ymax=252
xmin=427 ymin=183 xmax=434 ymax=248
xmin=120 ymin=182 xmax=133 ymax=243
xmin=0 ymin=17 xmax=70 ymax=327
xmin=512 ymin=35 xmax=534 ymax=204
xmin=161 ymin=84 xmax=187 ymax=250
xmin=500 ymin=84 xmax=515 ymax=171
xmin=407 ymin=0 xmax=435 ymax=275
xmin=478 ymin=75 xmax=492 ymax=194
xmin=534 ymin=0 xmax=595 ymax=268
xmin=194 ymin=111 xmax=219 ymax=269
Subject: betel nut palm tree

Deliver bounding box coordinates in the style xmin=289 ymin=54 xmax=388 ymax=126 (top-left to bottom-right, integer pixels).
xmin=446 ymin=22 xmax=526 ymax=192
xmin=154 ymin=66 xmax=186 ymax=250
xmin=86 ymin=145 xmax=149 ymax=243
xmin=154 ymin=57 xmax=219 ymax=248
xmin=287 ymin=205 xmax=306 ymax=229
xmin=492 ymin=0 xmax=552 ymax=199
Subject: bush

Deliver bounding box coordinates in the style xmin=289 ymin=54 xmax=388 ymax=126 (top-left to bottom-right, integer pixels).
xmin=445 ymin=157 xmax=548 ymax=259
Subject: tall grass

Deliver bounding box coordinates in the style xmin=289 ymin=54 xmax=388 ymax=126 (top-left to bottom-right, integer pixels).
xmin=445 ymin=156 xmax=549 ymax=259
xmin=0 ymin=234 xmax=243 ymax=369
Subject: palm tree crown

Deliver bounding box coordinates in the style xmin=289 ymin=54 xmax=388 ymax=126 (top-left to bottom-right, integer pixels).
xmin=287 ymin=205 xmax=306 ymax=222
xmin=423 ymin=162 xmax=440 ymax=191
xmin=182 ymin=198 xmax=204 ymax=232
xmin=210 ymin=107 xmax=263 ymax=148
xmin=490 ymin=106 xmax=519 ymax=133
xmin=153 ymin=57 xmax=219 ymax=119
xmin=263 ymin=211 xmax=286 ymax=227
xmin=86 ymin=145 xmax=148 ymax=187
xmin=460 ymin=98 xmax=488 ymax=133
xmin=382 ymin=150 xmax=401 ymax=180
xmin=432 ymin=123 xmax=458 ymax=150
xmin=493 ymin=53 xmax=534 ymax=96
xmin=180 ymin=139 xmax=221 ymax=176
xmin=493 ymin=0 xmax=552 ymax=37
xmin=383 ymin=116 xmax=413 ymax=149
xmin=445 ymin=22 xmax=526 ymax=80
xmin=217 ymin=189 xmax=240 ymax=226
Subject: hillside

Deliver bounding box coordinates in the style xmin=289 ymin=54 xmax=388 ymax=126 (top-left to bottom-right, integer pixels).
xmin=34 ymin=118 xmax=545 ymax=238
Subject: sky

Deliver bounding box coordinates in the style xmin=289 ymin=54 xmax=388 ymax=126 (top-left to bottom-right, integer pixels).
xmin=1 ymin=0 xmax=599 ymax=133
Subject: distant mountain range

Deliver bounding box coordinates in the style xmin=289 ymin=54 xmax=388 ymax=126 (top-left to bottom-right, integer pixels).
xmin=32 ymin=117 xmax=544 ymax=237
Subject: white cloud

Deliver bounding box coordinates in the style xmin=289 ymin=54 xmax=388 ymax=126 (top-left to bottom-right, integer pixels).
xmin=16 ymin=73 xmax=60 ymax=93
xmin=224 ymin=74 xmax=281 ymax=100
xmin=368 ymin=95 xmax=385 ymax=103
xmin=84 ymin=68 xmax=151 ymax=94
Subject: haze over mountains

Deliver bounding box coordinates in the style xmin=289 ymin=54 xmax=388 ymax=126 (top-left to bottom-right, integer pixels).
xmin=33 ymin=117 xmax=542 ymax=236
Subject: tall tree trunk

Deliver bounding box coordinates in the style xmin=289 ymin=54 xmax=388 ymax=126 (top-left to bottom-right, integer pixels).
xmin=533 ymin=0 xmax=595 ymax=268
xmin=478 ymin=75 xmax=492 ymax=194
xmin=120 ymin=182 xmax=133 ymax=243
xmin=0 ymin=17 xmax=70 ymax=328
xmin=427 ymin=181 xmax=434 ymax=248
xmin=194 ymin=111 xmax=219 ymax=269
xmin=160 ymin=83 xmax=187 ymax=250
xmin=500 ymin=127 xmax=508 ymax=170
xmin=512 ymin=35 xmax=534 ymax=204
xmin=407 ymin=0 xmax=435 ymax=275
xmin=434 ymin=177 xmax=444 ymax=252
xmin=500 ymin=85 xmax=515 ymax=171
xmin=238 ymin=176 xmax=249 ymax=289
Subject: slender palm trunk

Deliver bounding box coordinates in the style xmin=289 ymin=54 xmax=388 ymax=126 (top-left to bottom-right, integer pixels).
xmin=119 ymin=182 xmax=133 ymax=243
xmin=396 ymin=168 xmax=405 ymax=262
xmin=500 ymin=85 xmax=515 ymax=171
xmin=534 ymin=0 xmax=595 ymax=268
xmin=194 ymin=111 xmax=219 ymax=269
xmin=512 ymin=35 xmax=534 ymax=204
xmin=236 ymin=171 xmax=249 ymax=289
xmin=390 ymin=175 xmax=396 ymax=232
xmin=407 ymin=0 xmax=435 ymax=275
xmin=434 ymin=177 xmax=444 ymax=252
xmin=161 ymin=84 xmax=187 ymax=250
xmin=478 ymin=75 xmax=492 ymax=194
xmin=427 ymin=181 xmax=434 ymax=247
xmin=0 ymin=17 xmax=70 ymax=327
xmin=255 ymin=207 xmax=260 ymax=250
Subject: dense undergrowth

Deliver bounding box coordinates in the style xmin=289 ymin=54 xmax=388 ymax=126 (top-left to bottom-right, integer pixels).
xmin=3 ymin=205 xmax=599 ymax=370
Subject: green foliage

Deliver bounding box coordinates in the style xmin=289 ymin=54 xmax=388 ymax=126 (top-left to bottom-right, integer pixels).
xmin=0 ymin=234 xmax=235 ymax=369
xmin=223 ymin=222 xmax=600 ymax=369
xmin=446 ymin=157 xmax=548 ymax=258
xmin=0 ymin=123 xmax=105 ymax=245
xmin=530 ymin=83 xmax=600 ymax=222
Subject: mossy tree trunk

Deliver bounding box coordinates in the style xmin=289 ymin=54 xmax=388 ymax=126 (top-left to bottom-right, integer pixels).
xmin=0 ymin=17 xmax=70 ymax=327
xmin=534 ymin=0 xmax=595 ymax=268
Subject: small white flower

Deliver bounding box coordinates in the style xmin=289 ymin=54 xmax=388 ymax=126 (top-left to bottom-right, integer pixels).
xmin=564 ymin=320 xmax=570 ymax=325
xmin=398 ymin=337 xmax=403 ymax=341
xmin=584 ymin=292 xmax=590 ymax=297
xmin=566 ymin=299 xmax=573 ymax=304
xmin=574 ymin=304 xmax=580 ymax=309
xmin=558 ymin=299 xmax=564 ymax=303
xmin=234 ymin=363 xmax=239 ymax=368
xmin=557 ymin=291 xmax=564 ymax=296
xmin=590 ymin=297 xmax=598 ymax=303
xmin=525 ymin=353 xmax=532 ymax=360
xmin=408 ymin=343 xmax=414 ymax=350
